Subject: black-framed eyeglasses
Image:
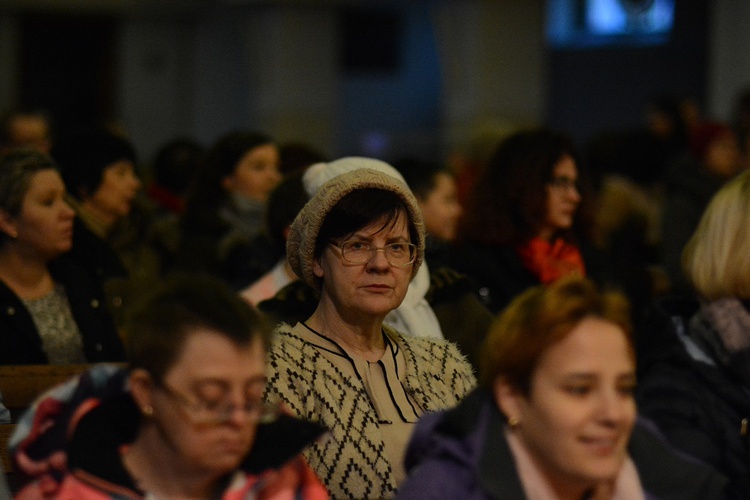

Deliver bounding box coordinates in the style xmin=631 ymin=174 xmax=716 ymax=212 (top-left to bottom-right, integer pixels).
xmin=331 ymin=240 xmax=417 ymax=267
xmin=157 ymin=382 xmax=279 ymax=425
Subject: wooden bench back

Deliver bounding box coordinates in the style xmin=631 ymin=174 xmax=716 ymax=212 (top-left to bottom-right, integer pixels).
xmin=0 ymin=364 xmax=101 ymax=414
xmin=0 ymin=423 xmax=15 ymax=473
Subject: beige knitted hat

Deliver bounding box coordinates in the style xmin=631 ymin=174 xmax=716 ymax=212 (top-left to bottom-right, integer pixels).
xmin=287 ymin=166 xmax=425 ymax=290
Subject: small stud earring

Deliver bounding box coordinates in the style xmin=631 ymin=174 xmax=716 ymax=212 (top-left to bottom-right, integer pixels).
xmin=142 ymin=406 xmax=154 ymax=416
xmin=507 ymin=416 xmax=519 ymax=427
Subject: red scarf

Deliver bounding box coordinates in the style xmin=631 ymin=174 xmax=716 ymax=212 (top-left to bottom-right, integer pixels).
xmin=516 ymin=237 xmax=586 ymax=284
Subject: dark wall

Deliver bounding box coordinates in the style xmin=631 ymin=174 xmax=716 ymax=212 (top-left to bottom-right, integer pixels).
xmin=20 ymin=14 xmax=117 ymax=135
xmin=546 ymin=0 xmax=709 ymax=150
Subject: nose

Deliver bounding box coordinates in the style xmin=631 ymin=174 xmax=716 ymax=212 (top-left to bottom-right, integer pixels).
xmin=129 ymin=172 xmax=142 ymax=190
xmin=224 ymin=405 xmax=254 ymax=428
xmin=222 ymin=392 xmax=255 ymax=427
xmin=269 ymin=168 xmax=282 ymax=185
xmin=597 ymin=390 xmax=633 ymax=425
xmin=365 ymin=247 xmax=391 ymax=271
xmin=60 ymin=201 xmax=76 ymax=219
xmin=567 ymin=185 xmax=581 ymax=203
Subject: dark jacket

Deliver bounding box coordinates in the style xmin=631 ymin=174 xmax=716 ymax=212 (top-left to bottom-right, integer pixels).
xmin=0 ymin=254 xmax=125 ymax=365
xmin=446 ymin=241 xmax=612 ymax=315
xmin=637 ymin=297 xmax=750 ymax=499
xmin=659 ymin=155 xmax=727 ymax=294
xmin=398 ymin=388 xmax=728 ymax=500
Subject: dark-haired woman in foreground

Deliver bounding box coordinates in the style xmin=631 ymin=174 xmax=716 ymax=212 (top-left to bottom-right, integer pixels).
xmin=13 ymin=275 xmax=328 ymax=499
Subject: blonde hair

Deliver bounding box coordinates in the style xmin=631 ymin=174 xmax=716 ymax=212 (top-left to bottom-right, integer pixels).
xmin=682 ymin=170 xmax=750 ymax=300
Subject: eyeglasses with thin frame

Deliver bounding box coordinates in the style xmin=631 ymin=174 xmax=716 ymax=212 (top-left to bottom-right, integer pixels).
xmin=331 ymin=240 xmax=417 ymax=267
xmin=547 ymin=176 xmax=580 ymax=193
xmin=156 ymin=381 xmax=279 ymax=425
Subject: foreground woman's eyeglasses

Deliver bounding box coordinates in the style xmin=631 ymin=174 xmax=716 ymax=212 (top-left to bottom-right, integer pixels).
xmin=157 ymin=383 xmax=280 ymax=425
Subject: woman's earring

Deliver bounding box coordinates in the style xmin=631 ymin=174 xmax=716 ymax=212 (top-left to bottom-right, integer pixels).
xmin=142 ymin=406 xmax=154 ymax=416
xmin=507 ymin=416 xmax=519 ymax=427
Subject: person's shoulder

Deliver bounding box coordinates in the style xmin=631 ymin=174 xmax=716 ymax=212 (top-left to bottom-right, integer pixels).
xmin=630 ymin=419 xmax=730 ymax=500
xmin=270 ymin=322 xmax=304 ymax=342
xmin=268 ymin=323 xmax=326 ymax=365
xmin=258 ymin=280 xmax=318 ymax=325
xmin=395 ymin=329 xmax=471 ymax=360
xmin=425 ymin=266 xmax=476 ymax=304
xmin=235 ymin=457 xmax=329 ymax=500
xmin=394 ymin=330 xmax=477 ymax=392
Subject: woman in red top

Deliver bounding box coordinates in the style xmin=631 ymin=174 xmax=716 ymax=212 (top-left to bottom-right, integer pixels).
xmin=451 ymin=129 xmax=598 ymax=314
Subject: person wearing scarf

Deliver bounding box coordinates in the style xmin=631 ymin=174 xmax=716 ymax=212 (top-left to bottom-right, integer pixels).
xmin=638 ymin=170 xmax=750 ymax=499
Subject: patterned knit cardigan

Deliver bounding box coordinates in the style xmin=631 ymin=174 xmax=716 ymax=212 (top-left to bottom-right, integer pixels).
xmin=265 ymin=322 xmax=477 ymax=500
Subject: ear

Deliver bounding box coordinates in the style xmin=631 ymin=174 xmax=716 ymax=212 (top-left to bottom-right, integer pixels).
xmin=129 ymin=369 xmax=155 ymax=414
xmin=313 ymin=255 xmax=324 ymax=279
xmin=0 ymin=209 xmax=18 ymax=239
xmin=493 ymin=377 xmax=525 ymax=424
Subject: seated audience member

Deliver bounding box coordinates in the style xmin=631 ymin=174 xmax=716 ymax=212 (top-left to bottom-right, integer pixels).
xmin=263 ymin=164 xmax=476 ymax=499
xmin=394 ymin=157 xmax=463 ymax=270
xmin=398 ymin=276 xmax=728 ymax=500
xmin=178 ymin=131 xmax=282 ymax=278
xmin=226 ymin=142 xmax=325 ymax=289
xmin=0 ymin=149 xmax=124 ymax=364
xmin=638 ymin=169 xmax=750 ymax=499
xmin=238 ymin=172 xmax=307 ymax=303
xmin=0 ymin=108 xmax=53 ymax=154
xmin=53 ymin=126 xmax=153 ymax=329
xmin=451 ymin=128 xmax=608 ymax=315
xmin=146 ymin=137 xmax=204 ymax=216
xmin=12 ymin=275 xmax=329 ymax=499
xmin=145 ymin=137 xmax=205 ymax=277
xmin=660 ymin=121 xmax=742 ymax=295
xmin=258 ymin=157 xmax=493 ymax=369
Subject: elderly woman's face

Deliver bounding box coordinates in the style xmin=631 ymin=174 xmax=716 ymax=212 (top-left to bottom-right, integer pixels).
xmin=313 ymin=211 xmax=413 ymax=319
xmin=146 ymin=329 xmax=267 ymax=475
xmin=496 ymin=317 xmax=636 ymax=496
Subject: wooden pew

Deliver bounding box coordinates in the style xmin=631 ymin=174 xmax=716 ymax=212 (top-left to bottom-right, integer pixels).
xmin=0 ymin=423 xmax=15 ymax=473
xmin=0 ymin=364 xmax=95 ymax=418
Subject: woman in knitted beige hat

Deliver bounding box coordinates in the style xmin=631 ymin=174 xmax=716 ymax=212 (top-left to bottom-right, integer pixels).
xmin=263 ymin=159 xmax=476 ymax=499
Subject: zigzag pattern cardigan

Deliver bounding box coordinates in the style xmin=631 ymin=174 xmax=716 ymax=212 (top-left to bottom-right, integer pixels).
xmin=265 ymin=322 xmax=477 ymax=499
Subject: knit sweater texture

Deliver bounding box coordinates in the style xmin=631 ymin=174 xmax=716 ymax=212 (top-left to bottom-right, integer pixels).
xmin=265 ymin=322 xmax=476 ymax=499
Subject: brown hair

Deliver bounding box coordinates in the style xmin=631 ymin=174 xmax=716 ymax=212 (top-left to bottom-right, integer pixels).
xmin=126 ymin=274 xmax=271 ymax=383
xmin=479 ymin=276 xmax=632 ymax=393
xmin=458 ymin=129 xmax=591 ymax=246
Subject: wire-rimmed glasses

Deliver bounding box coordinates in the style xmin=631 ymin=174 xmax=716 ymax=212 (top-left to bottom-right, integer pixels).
xmin=331 ymin=240 xmax=417 ymax=267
